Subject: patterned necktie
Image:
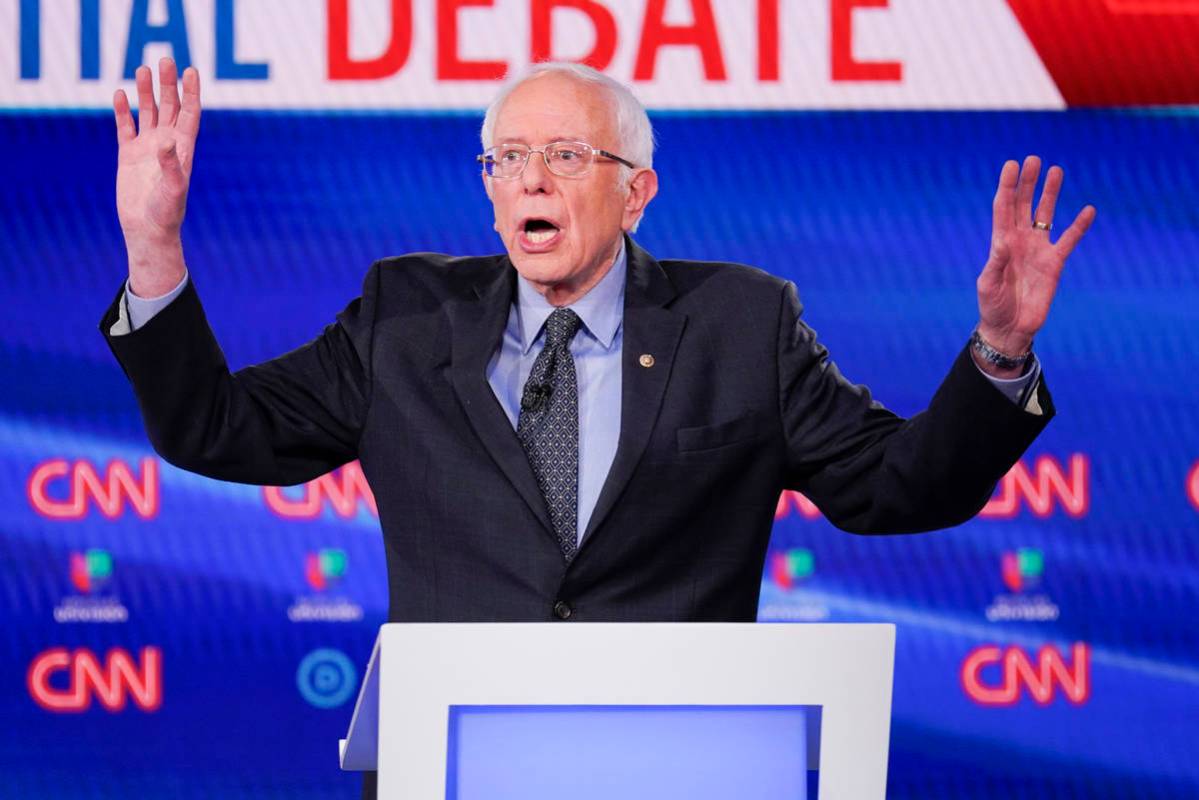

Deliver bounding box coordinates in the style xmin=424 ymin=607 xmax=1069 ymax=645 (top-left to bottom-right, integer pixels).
xmin=518 ymin=308 xmax=583 ymax=562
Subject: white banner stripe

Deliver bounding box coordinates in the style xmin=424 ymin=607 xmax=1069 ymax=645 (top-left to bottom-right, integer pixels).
xmin=0 ymin=0 xmax=1065 ymax=110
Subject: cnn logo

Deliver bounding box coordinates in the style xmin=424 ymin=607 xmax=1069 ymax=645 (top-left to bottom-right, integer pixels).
xmin=27 ymin=646 xmax=162 ymax=713
xmin=775 ymin=490 xmax=820 ymax=521
xmin=981 ymin=454 xmax=1089 ymax=519
xmin=774 ymin=454 xmax=1090 ymax=522
xmin=960 ymin=643 xmax=1091 ymax=706
xmin=263 ymin=461 xmax=377 ymax=519
xmin=27 ymin=458 xmax=159 ymax=520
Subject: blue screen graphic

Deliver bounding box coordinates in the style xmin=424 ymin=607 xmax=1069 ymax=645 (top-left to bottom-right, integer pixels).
xmin=446 ymin=705 xmax=812 ymax=800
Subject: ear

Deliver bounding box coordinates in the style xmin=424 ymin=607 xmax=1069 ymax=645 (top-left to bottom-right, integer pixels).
xmin=481 ymin=173 xmax=500 ymax=231
xmin=621 ymin=168 xmax=659 ymax=232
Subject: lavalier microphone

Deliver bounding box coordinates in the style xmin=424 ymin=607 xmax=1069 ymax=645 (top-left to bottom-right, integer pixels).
xmin=521 ymin=382 xmax=551 ymax=413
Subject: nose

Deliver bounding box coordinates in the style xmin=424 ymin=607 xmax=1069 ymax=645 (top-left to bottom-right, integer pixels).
xmin=521 ymin=149 xmax=555 ymax=195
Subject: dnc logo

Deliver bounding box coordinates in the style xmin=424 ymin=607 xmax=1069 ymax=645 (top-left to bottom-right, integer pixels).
xmin=296 ymin=648 xmax=357 ymax=709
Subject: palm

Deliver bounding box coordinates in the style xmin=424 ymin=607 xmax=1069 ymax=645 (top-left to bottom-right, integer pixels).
xmin=113 ymin=59 xmax=201 ymax=242
xmin=976 ymin=156 xmax=1095 ymax=351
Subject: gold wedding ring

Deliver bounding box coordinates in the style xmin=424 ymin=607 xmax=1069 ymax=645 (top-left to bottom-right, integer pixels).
xmin=1033 ymin=220 xmax=1052 ymax=231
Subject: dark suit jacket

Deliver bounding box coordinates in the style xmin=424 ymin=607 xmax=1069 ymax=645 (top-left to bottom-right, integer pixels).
xmin=101 ymin=237 xmax=1053 ymax=624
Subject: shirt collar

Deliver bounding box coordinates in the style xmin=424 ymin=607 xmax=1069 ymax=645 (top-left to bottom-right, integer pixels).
xmin=515 ymin=238 xmax=626 ymax=354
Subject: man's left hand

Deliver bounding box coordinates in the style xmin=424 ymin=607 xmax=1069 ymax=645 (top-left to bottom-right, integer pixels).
xmin=974 ymin=155 xmax=1096 ymax=376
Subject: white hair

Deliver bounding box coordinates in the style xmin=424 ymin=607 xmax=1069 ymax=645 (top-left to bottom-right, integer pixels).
xmin=480 ymin=62 xmax=656 ymax=171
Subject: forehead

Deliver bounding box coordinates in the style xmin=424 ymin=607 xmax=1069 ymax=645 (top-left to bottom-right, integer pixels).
xmin=492 ymin=73 xmax=618 ymax=145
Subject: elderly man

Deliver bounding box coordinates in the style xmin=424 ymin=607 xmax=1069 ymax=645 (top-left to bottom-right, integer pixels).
xmin=103 ymin=57 xmax=1091 ymax=794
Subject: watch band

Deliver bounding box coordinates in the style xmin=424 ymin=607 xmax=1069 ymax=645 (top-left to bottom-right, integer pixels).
xmin=970 ymin=329 xmax=1032 ymax=370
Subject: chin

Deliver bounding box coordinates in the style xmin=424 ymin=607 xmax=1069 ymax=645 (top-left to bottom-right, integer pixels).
xmin=510 ymin=252 xmax=576 ymax=287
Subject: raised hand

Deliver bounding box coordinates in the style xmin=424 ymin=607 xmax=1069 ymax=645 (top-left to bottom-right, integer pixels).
xmin=974 ymin=156 xmax=1096 ymax=374
xmin=113 ymin=57 xmax=201 ymax=297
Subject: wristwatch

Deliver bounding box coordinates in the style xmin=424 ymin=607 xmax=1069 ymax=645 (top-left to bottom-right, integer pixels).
xmin=969 ymin=329 xmax=1032 ymax=371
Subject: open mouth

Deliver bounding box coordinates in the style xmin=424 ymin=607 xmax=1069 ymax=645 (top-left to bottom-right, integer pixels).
xmin=523 ymin=218 xmax=560 ymax=244
xmin=518 ymin=217 xmax=563 ymax=252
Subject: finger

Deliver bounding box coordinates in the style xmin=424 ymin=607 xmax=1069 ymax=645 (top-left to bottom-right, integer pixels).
xmin=1054 ymin=205 xmax=1097 ymax=260
xmin=1015 ymin=154 xmax=1041 ymax=226
xmin=176 ymin=66 xmax=202 ymax=141
xmin=991 ymin=159 xmax=1019 ymax=235
xmin=158 ymin=57 xmax=181 ymax=127
xmin=1034 ymin=164 xmax=1063 ymax=230
xmin=135 ymin=65 xmax=157 ymax=131
xmin=112 ymin=89 xmax=136 ymax=144
xmin=157 ymin=139 xmax=186 ymax=194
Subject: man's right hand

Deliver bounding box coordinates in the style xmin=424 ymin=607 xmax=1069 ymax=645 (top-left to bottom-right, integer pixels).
xmin=113 ymin=57 xmax=201 ymax=298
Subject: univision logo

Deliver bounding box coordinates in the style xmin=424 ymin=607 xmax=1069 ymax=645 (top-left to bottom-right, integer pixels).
xmin=70 ymin=549 xmax=112 ymax=594
xmin=759 ymin=547 xmax=827 ymax=621
xmin=289 ymin=548 xmax=362 ymax=623
xmin=56 ymin=548 xmax=127 ymax=623
xmin=986 ymin=547 xmax=1058 ymax=623
xmin=1001 ymin=548 xmax=1043 ymax=593
xmin=770 ymin=548 xmax=814 ymax=590
xmin=305 ymin=549 xmax=347 ymax=592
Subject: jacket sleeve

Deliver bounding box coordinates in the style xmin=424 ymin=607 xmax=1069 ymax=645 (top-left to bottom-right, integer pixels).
xmin=99 ymin=264 xmax=379 ymax=486
xmin=775 ymin=281 xmax=1054 ymax=534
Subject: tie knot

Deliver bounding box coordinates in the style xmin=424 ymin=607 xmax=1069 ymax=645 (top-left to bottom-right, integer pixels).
xmin=544 ymin=307 xmax=582 ymax=349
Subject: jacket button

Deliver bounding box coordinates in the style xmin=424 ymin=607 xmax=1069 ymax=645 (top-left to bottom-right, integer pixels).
xmin=553 ymin=600 xmax=573 ymax=620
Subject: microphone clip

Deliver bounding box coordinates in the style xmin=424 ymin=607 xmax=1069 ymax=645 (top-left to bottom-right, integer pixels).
xmin=521 ymin=382 xmax=551 ymax=414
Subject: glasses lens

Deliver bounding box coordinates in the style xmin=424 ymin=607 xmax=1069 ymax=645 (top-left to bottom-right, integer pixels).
xmin=545 ymin=142 xmax=593 ymax=176
xmin=490 ymin=144 xmax=528 ymax=178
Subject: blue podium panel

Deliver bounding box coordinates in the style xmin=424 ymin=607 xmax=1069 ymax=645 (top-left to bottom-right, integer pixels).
xmin=446 ymin=705 xmax=813 ymax=800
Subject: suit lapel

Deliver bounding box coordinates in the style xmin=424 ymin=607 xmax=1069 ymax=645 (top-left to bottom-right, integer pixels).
xmin=448 ymin=261 xmax=554 ymax=536
xmin=578 ymin=238 xmax=686 ymax=553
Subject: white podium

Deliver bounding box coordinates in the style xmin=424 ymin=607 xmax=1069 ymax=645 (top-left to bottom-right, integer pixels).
xmin=340 ymin=623 xmax=895 ymax=799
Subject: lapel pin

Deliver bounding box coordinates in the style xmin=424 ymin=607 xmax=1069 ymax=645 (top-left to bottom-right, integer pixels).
xmin=639 ymin=354 xmax=655 ymax=368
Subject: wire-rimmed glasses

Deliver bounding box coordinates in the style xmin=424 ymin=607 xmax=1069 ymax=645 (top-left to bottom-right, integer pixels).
xmin=477 ymin=141 xmax=637 ymax=179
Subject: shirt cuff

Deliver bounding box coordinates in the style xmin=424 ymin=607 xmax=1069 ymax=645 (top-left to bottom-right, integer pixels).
xmin=124 ymin=271 xmax=189 ymax=332
xmin=975 ymin=354 xmax=1042 ymax=412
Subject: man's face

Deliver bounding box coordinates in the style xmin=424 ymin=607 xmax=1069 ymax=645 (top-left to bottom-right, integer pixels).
xmin=485 ymin=73 xmax=656 ymax=302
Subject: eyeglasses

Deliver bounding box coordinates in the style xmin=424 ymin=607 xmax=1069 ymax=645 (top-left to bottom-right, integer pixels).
xmin=477 ymin=141 xmax=637 ymax=179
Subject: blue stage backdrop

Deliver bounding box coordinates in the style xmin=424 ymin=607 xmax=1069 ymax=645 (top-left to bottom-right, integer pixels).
xmin=3 ymin=0 xmax=1199 ymax=797
xmin=2 ymin=106 xmax=1197 ymax=800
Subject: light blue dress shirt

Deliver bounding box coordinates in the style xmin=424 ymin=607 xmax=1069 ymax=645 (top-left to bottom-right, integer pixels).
xmin=122 ymin=240 xmax=1039 ymax=546
xmin=485 ymin=241 xmax=626 ymax=545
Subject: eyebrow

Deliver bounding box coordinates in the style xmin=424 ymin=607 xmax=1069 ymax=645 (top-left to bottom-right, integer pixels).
xmin=492 ymin=135 xmax=592 ymax=145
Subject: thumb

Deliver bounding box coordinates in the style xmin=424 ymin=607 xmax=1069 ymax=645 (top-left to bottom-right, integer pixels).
xmin=976 ymin=243 xmax=1010 ymax=299
xmin=156 ymin=138 xmax=186 ymax=194
xmin=980 ymin=239 xmax=1009 ymax=279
